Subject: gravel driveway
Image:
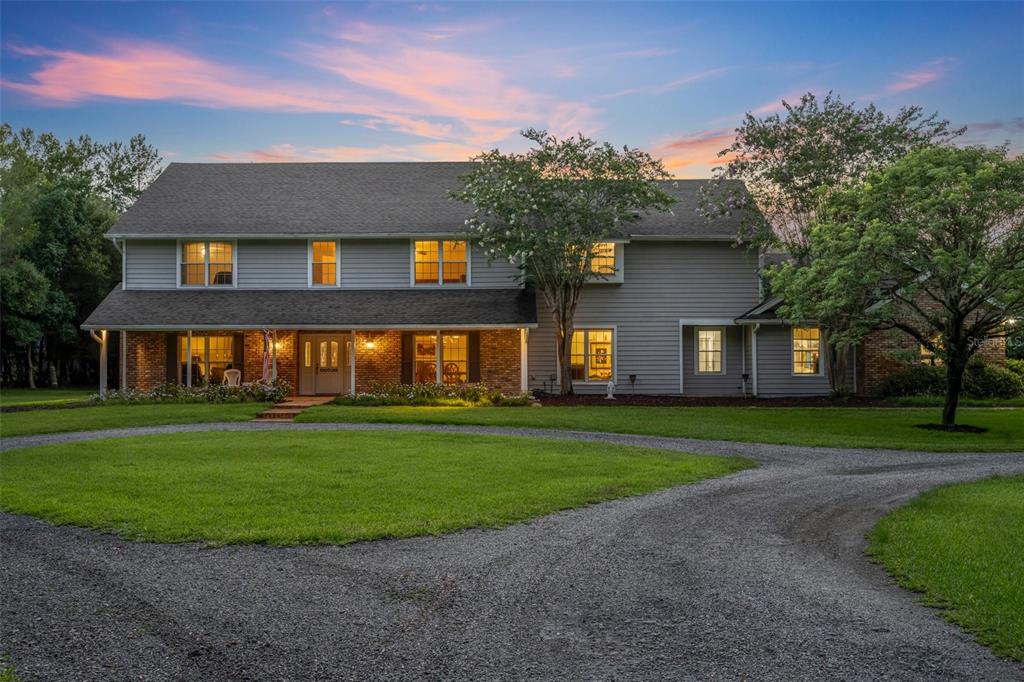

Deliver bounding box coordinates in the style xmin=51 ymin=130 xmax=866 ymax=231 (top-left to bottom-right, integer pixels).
xmin=2 ymin=422 xmax=1023 ymax=681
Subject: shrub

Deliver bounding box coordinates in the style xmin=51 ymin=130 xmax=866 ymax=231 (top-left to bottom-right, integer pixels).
xmin=333 ymin=381 xmax=531 ymax=407
xmin=1007 ymin=358 xmax=1024 ymax=379
xmin=882 ymin=361 xmax=1024 ymax=399
xmin=881 ymin=364 xmax=947 ymax=397
xmin=964 ymin=362 xmax=1024 ymax=399
xmin=94 ymin=378 xmax=292 ymax=405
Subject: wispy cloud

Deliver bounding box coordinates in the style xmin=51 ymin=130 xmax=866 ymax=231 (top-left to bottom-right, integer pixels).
xmin=211 ymin=140 xmax=483 ymax=163
xmin=885 ymin=57 xmax=956 ymax=94
xmin=614 ymin=47 xmax=677 ymax=59
xmin=594 ymin=66 xmax=733 ymax=101
xmin=651 ymin=128 xmax=736 ymax=177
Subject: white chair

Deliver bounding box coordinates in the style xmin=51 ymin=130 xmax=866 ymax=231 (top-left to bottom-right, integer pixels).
xmin=223 ymin=369 xmax=242 ymax=387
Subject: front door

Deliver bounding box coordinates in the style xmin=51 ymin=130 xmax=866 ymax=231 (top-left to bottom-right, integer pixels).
xmin=299 ymin=333 xmax=350 ymax=395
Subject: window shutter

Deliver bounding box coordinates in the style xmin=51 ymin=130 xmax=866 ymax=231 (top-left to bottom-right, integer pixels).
xmin=401 ymin=332 xmax=414 ymax=384
xmin=233 ymin=333 xmax=245 ymax=377
xmin=165 ymin=334 xmax=179 ymax=384
xmin=468 ymin=331 xmax=481 ymax=383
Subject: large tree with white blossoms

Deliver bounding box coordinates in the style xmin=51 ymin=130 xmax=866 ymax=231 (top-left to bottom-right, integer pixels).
xmin=451 ymin=129 xmax=674 ymax=394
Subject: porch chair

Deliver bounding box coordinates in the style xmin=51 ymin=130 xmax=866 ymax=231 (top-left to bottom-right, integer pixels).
xmin=223 ymin=369 xmax=242 ymax=387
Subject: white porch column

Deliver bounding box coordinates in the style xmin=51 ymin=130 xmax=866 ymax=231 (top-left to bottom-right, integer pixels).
xmin=271 ymin=330 xmax=278 ymax=380
xmin=186 ymin=330 xmax=192 ymax=387
xmin=98 ymin=330 xmax=108 ymax=398
xmin=520 ymin=328 xmax=529 ymax=393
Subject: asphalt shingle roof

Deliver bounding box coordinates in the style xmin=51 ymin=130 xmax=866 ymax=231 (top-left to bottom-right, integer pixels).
xmin=109 ymin=162 xmax=745 ymax=240
xmin=82 ymin=287 xmax=537 ymax=329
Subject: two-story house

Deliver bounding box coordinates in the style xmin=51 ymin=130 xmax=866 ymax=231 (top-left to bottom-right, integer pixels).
xmin=81 ymin=162 xmax=869 ymax=398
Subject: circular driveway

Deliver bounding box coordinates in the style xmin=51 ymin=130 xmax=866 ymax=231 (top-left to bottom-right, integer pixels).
xmin=2 ymin=422 xmax=1023 ymax=681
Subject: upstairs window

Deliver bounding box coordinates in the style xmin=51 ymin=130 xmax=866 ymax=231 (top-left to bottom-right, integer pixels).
xmin=696 ymin=328 xmax=725 ymax=374
xmin=590 ymin=242 xmax=616 ymax=276
xmin=311 ymin=241 xmax=338 ymax=286
xmin=569 ymin=328 xmax=614 ymax=382
xmin=792 ymin=327 xmax=821 ymax=375
xmin=414 ymin=240 xmax=467 ymax=285
xmin=180 ymin=241 xmax=233 ymax=287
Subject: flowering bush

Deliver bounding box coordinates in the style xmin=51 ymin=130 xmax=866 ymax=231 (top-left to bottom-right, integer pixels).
xmin=333 ymin=381 xmax=531 ymax=407
xmin=93 ymin=378 xmax=292 ymax=405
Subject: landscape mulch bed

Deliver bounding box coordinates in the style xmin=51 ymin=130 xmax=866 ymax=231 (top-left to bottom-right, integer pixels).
xmin=535 ymin=394 xmax=890 ymax=408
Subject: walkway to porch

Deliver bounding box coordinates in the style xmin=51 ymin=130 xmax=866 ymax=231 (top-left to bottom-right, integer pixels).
xmin=254 ymin=395 xmax=335 ymax=422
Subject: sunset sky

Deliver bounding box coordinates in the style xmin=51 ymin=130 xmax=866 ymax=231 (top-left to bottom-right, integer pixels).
xmin=2 ymin=1 xmax=1022 ymax=177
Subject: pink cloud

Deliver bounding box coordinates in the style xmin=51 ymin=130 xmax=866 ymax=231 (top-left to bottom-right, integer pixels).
xmin=650 ymin=128 xmax=737 ymax=177
xmin=211 ymin=141 xmax=483 ymax=163
xmin=885 ymin=57 xmax=955 ymax=94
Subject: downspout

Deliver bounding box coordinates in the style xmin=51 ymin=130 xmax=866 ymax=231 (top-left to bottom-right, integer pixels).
xmin=741 ymin=327 xmax=747 ymax=397
xmin=751 ymin=324 xmax=760 ymax=397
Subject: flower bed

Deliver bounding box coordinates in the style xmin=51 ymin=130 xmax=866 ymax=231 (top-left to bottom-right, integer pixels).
xmin=333 ymin=382 xmax=531 ymax=407
xmin=92 ymin=379 xmax=292 ymax=405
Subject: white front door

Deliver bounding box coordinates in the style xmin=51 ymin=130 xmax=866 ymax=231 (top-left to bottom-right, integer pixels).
xmin=299 ymin=333 xmax=349 ymax=395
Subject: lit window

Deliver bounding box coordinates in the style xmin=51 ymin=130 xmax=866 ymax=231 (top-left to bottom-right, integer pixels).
xmin=569 ymin=328 xmax=614 ymax=382
xmin=311 ymin=241 xmax=338 ymax=286
xmin=442 ymin=334 xmax=468 ymax=384
xmin=414 ymin=240 xmax=467 ymax=285
xmin=180 ymin=241 xmax=232 ymax=286
xmin=414 ymin=334 xmax=437 ymax=383
xmin=178 ymin=335 xmax=233 ymax=384
xmin=696 ymin=328 xmax=724 ymax=374
xmin=304 ymin=341 xmax=312 ymax=368
xmin=590 ymin=242 xmax=616 ymax=276
xmin=793 ymin=327 xmax=821 ymax=375
xmin=920 ymin=338 xmax=943 ymax=366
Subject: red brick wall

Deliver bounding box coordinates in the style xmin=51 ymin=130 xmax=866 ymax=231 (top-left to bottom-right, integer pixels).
xmin=479 ymin=329 xmax=522 ymax=394
xmin=354 ymin=331 xmax=403 ymax=392
xmin=353 ymin=329 xmax=523 ymax=394
xmin=243 ymin=330 xmax=298 ymax=392
xmin=124 ymin=332 xmax=167 ymax=391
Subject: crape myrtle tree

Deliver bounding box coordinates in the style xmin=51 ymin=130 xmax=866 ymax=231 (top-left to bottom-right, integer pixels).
xmin=0 ymin=125 xmax=162 ymax=387
xmin=804 ymin=145 xmax=1024 ymax=426
xmin=452 ymin=129 xmax=675 ymax=394
xmin=698 ymin=92 xmax=964 ymax=393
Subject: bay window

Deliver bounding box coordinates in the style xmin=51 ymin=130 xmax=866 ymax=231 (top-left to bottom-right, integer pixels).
xmin=570 ymin=328 xmax=614 ymax=381
xmin=792 ymin=327 xmax=822 ymax=375
xmin=414 ymin=240 xmax=467 ymax=285
xmin=180 ymin=241 xmax=234 ymax=287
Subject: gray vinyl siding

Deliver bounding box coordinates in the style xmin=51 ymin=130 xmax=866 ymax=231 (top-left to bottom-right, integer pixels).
xmin=237 ymin=240 xmax=307 ymax=288
xmin=124 ymin=240 xmax=176 ymax=289
xmin=340 ymin=240 xmax=410 ymax=288
xmin=754 ymin=325 xmax=831 ymax=397
xmin=681 ymin=326 xmax=750 ymax=396
xmin=471 ymin=244 xmax=522 ymax=288
xmin=528 ymin=241 xmax=760 ymax=395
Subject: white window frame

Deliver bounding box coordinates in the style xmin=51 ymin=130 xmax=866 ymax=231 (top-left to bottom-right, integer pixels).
xmin=588 ymin=242 xmax=625 ymax=284
xmin=791 ymin=326 xmax=824 ymax=377
xmin=175 ymin=239 xmax=238 ymax=289
xmin=561 ymin=325 xmax=617 ymax=385
xmin=694 ymin=326 xmax=726 ymax=375
xmin=307 ymin=239 xmax=341 ymax=288
xmin=409 ymin=239 xmax=472 ymax=287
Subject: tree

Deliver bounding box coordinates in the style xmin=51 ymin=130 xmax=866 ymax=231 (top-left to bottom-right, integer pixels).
xmin=805 ymin=145 xmax=1024 ymax=426
xmin=698 ymin=93 xmax=964 ymax=392
xmin=452 ymin=129 xmax=675 ymax=394
xmin=0 ymin=124 xmax=161 ymax=387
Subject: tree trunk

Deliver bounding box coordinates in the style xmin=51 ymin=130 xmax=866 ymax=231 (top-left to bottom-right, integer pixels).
xmin=822 ymin=330 xmax=848 ymax=396
xmin=26 ymin=346 xmax=36 ymax=389
xmin=942 ymin=356 xmax=966 ymax=426
xmin=47 ymin=359 xmax=59 ymax=388
xmin=555 ymin=316 xmax=575 ymax=395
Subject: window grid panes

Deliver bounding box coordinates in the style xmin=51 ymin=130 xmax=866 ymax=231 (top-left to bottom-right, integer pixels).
xmin=180 ymin=242 xmax=205 ymax=286
xmin=414 ymin=334 xmax=437 ymax=383
xmin=442 ymin=334 xmax=468 ymax=384
xmin=920 ymin=338 xmax=942 ymax=366
xmin=696 ymin=328 xmax=723 ymax=374
xmin=442 ymin=240 xmax=468 ymax=284
xmin=208 ymin=242 xmax=233 ymax=286
xmin=590 ymin=242 xmax=616 ymax=276
xmin=414 ymin=241 xmax=440 ymax=284
xmin=569 ymin=329 xmax=614 ymax=382
xmin=793 ymin=327 xmax=821 ymax=374
xmin=178 ymin=335 xmax=233 ymax=384
xmin=312 ymin=241 xmax=337 ymax=286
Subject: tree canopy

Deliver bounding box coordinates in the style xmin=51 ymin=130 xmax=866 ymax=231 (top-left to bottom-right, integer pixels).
xmin=452 ymin=129 xmax=674 ymax=393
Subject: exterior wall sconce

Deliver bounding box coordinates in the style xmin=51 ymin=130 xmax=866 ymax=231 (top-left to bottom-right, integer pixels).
xmin=365 ymin=336 xmax=377 ymax=350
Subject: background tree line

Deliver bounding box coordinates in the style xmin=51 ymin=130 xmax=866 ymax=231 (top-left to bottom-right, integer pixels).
xmin=0 ymin=124 xmax=162 ymax=388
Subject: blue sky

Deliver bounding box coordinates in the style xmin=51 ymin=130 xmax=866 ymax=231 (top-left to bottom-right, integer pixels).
xmin=2 ymin=1 xmax=1021 ymax=176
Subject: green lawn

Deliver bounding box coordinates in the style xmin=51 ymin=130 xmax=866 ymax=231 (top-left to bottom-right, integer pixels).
xmin=0 ymin=431 xmax=752 ymax=545
xmin=0 ymin=387 xmax=94 ymax=407
xmin=296 ymin=405 xmax=1024 ymax=452
xmin=0 ymin=403 xmax=268 ymax=438
xmin=868 ymin=476 xmax=1024 ymax=661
